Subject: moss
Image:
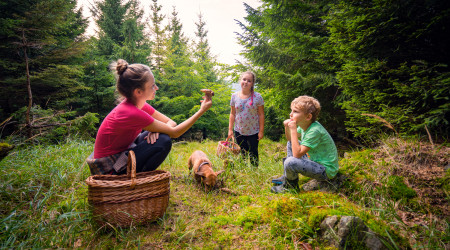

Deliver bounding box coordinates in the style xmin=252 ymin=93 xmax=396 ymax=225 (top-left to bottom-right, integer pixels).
xmin=307 ymin=208 xmax=330 ymax=229
xmin=231 ymin=195 xmax=252 ymax=207
xmin=235 ymin=205 xmax=266 ymax=226
xmin=0 ymin=142 xmax=14 ymax=160
xmin=386 ymin=175 xmax=417 ymax=201
xmin=209 ymin=215 xmax=231 ymax=226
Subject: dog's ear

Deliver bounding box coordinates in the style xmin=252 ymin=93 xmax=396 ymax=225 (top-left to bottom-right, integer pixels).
xmin=216 ymin=170 xmax=225 ymax=176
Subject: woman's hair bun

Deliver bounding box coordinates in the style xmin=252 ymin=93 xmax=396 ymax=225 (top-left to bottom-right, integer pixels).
xmin=116 ymin=59 xmax=128 ymax=75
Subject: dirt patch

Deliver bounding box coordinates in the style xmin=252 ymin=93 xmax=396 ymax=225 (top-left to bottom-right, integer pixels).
xmin=376 ymin=139 xmax=449 ymax=229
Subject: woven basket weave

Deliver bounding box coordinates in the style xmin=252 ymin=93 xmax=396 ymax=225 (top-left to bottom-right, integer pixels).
xmin=85 ymin=151 xmax=170 ymax=227
xmin=216 ymin=138 xmax=240 ymax=159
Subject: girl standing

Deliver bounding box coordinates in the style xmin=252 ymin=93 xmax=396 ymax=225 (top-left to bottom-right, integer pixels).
xmin=227 ymin=71 xmax=264 ymax=167
xmin=88 ymin=59 xmax=212 ymax=175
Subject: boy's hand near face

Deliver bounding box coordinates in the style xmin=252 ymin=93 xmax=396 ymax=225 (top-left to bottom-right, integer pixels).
xmin=284 ymin=119 xmax=298 ymax=141
xmin=287 ymin=120 xmax=297 ymax=130
xmin=283 ymin=119 xmax=291 ymax=141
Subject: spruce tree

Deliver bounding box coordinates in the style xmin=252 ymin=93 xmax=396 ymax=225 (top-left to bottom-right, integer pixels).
xmin=149 ymin=0 xmax=167 ymax=73
xmin=193 ymin=13 xmax=217 ymax=83
xmin=91 ymin=0 xmax=128 ymax=57
xmin=328 ymin=0 xmax=450 ymax=139
xmin=115 ymin=0 xmax=152 ymax=64
xmin=0 ymin=0 xmax=87 ymax=136
xmin=236 ymin=0 xmax=341 ymax=140
xmin=192 ymin=12 xmax=231 ymax=139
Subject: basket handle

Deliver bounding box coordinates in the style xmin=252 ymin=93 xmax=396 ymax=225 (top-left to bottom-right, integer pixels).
xmin=226 ymin=137 xmax=237 ymax=144
xmin=126 ymin=150 xmax=137 ymax=189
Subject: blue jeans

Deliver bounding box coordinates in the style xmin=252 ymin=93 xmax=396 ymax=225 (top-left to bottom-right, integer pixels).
xmin=117 ymin=131 xmax=172 ymax=174
xmin=284 ymin=141 xmax=328 ymax=181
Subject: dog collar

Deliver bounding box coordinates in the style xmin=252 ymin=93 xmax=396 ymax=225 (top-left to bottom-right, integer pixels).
xmin=197 ymin=161 xmax=209 ymax=172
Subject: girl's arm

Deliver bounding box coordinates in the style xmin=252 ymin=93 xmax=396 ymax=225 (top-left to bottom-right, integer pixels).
xmin=143 ymin=97 xmax=212 ymax=138
xmin=288 ymin=121 xmax=310 ymax=158
xmin=227 ymin=106 xmax=236 ymax=139
xmin=257 ymin=105 xmax=264 ymax=140
xmin=152 ymin=110 xmax=176 ymax=127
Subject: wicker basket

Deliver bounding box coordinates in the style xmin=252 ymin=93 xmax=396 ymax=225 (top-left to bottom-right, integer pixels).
xmin=216 ymin=138 xmax=241 ymax=159
xmin=85 ymin=151 xmax=171 ymax=227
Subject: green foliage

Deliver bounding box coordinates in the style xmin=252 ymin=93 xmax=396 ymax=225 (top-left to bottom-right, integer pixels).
xmin=77 ymin=51 xmax=116 ymax=117
xmin=3 ymin=106 xmax=98 ymax=144
xmin=93 ymin=0 xmax=128 ymax=56
xmin=328 ymin=0 xmax=450 ymax=140
xmin=238 ymin=0 xmax=450 ymax=141
xmin=70 ymin=112 xmax=100 ymax=141
xmin=92 ymin=0 xmax=151 ymax=64
xmin=264 ymin=105 xmax=286 ymax=141
xmin=0 ymin=139 xmax=93 ymax=248
xmin=1 ymin=138 xmax=447 ymax=248
xmin=237 ymin=0 xmax=344 ymax=140
xmin=0 ymin=0 xmax=88 ymax=121
xmin=384 ymin=175 xmax=417 ymax=201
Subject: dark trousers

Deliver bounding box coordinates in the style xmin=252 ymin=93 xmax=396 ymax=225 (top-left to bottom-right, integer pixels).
xmin=234 ymin=131 xmax=259 ymax=167
xmin=118 ymin=131 xmax=172 ymax=174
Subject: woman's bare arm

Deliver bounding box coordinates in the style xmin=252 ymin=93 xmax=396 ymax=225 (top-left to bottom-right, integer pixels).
xmin=143 ymin=95 xmax=212 ymax=138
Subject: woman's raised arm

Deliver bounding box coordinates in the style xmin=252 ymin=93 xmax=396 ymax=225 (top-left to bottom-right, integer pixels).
xmin=143 ymin=91 xmax=212 ymax=138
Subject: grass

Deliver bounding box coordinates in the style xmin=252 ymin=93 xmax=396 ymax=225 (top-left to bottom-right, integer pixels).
xmin=0 ymin=137 xmax=448 ymax=248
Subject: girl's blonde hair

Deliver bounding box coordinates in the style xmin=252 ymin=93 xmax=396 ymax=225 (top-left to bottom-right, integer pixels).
xmin=291 ymin=95 xmax=321 ymax=122
xmin=110 ymin=59 xmax=153 ymax=103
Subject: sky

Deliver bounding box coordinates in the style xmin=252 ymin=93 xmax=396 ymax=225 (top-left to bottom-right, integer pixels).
xmin=77 ymin=0 xmax=262 ymax=65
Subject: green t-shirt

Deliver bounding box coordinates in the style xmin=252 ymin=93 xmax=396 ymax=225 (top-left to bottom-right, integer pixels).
xmin=298 ymin=121 xmax=339 ymax=178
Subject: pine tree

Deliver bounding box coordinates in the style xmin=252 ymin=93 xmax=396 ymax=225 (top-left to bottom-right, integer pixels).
xmin=328 ymin=0 xmax=450 ymax=139
xmin=236 ymin=0 xmax=342 ymax=140
xmin=0 ymin=0 xmax=87 ymax=136
xmin=91 ymin=0 xmax=129 ymax=57
xmin=149 ymin=0 xmax=166 ymax=73
xmin=82 ymin=0 xmax=151 ymax=120
xmin=115 ymin=0 xmax=152 ymax=64
xmin=191 ymin=12 xmax=231 ymax=139
xmin=193 ymin=12 xmax=217 ymax=83
xmin=158 ymin=6 xmax=194 ymax=98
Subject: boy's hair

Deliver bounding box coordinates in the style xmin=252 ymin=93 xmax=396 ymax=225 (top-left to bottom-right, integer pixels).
xmin=291 ymin=96 xmax=321 ymax=122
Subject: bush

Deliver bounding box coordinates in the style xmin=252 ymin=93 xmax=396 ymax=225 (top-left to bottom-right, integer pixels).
xmin=2 ymin=105 xmax=98 ymax=144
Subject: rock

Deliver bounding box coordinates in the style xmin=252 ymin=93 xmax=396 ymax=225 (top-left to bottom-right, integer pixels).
xmin=0 ymin=143 xmax=14 ymax=162
xmin=320 ymin=215 xmax=388 ymax=250
xmin=302 ymin=179 xmax=321 ymax=191
xmin=302 ymin=173 xmax=346 ymax=192
xmin=365 ymin=229 xmax=385 ymax=250
xmin=320 ymin=215 xmax=340 ymax=245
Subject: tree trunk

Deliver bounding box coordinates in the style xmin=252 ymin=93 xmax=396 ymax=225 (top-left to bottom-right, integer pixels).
xmin=22 ymin=29 xmax=33 ymax=138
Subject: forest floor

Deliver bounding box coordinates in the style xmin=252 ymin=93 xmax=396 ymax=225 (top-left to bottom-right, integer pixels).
xmin=371 ymin=138 xmax=449 ymax=230
xmin=0 ymin=137 xmax=448 ymax=249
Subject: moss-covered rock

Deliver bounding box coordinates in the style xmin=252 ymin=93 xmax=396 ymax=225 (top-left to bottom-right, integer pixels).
xmin=0 ymin=142 xmax=14 ymax=161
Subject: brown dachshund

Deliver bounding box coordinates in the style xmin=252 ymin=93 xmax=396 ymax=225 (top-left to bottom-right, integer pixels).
xmin=188 ymin=150 xmax=224 ymax=191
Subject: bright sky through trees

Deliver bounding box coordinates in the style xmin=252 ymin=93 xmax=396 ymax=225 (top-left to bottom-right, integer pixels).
xmin=77 ymin=0 xmax=262 ymax=65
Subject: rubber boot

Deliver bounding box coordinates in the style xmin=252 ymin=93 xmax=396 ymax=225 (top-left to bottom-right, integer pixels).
xmin=271 ymin=158 xmax=287 ymax=185
xmin=270 ymin=178 xmax=299 ymax=193
xmin=271 ymin=175 xmax=285 ymax=186
xmin=286 ymin=178 xmax=299 ymax=190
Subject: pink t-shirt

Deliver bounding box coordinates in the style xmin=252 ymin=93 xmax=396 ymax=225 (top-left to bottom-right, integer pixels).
xmin=94 ymin=100 xmax=155 ymax=158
